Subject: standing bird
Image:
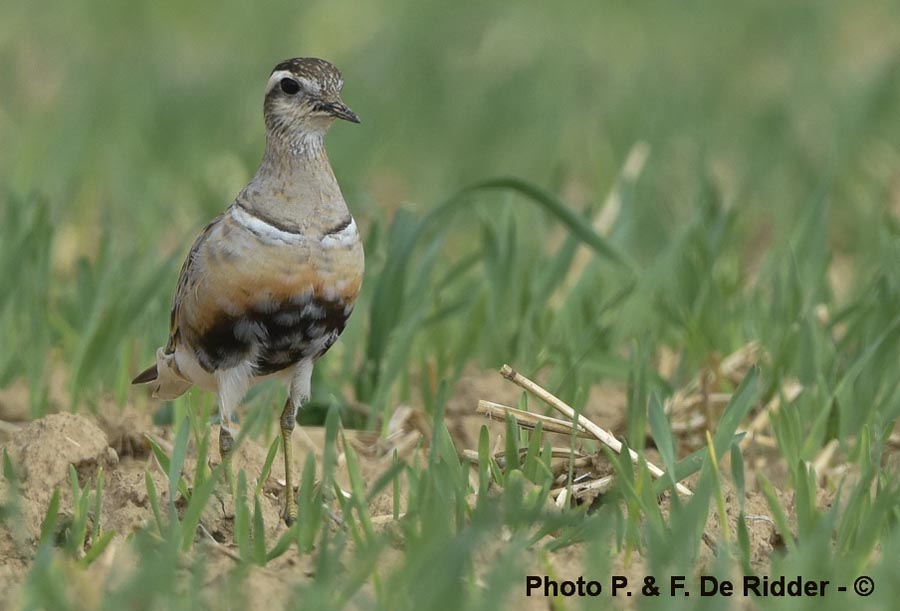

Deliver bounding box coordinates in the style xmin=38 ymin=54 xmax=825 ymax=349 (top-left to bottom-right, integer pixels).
xmin=132 ymin=58 xmax=364 ymax=525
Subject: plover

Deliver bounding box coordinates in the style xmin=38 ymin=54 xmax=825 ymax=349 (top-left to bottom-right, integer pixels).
xmin=132 ymin=57 xmax=364 ymax=525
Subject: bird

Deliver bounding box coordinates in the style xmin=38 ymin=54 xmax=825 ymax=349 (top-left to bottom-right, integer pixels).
xmin=131 ymin=57 xmax=364 ymax=525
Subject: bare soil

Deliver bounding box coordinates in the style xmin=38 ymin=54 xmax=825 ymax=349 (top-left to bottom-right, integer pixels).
xmin=0 ymin=365 xmax=828 ymax=610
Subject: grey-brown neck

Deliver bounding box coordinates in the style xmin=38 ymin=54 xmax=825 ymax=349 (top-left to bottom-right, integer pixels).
xmin=234 ymin=128 xmax=350 ymax=235
xmin=261 ymin=129 xmax=329 ymax=169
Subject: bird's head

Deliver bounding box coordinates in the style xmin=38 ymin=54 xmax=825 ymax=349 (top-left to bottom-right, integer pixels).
xmin=263 ymin=57 xmax=359 ymax=144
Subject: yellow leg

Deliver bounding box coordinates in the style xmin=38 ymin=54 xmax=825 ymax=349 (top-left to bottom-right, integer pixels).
xmin=219 ymin=426 xmax=236 ymax=493
xmin=219 ymin=425 xmax=235 ymax=458
xmin=280 ymin=397 xmax=298 ymax=526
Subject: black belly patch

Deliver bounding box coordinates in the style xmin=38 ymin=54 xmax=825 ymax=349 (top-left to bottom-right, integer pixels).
xmin=194 ymin=297 xmax=353 ymax=375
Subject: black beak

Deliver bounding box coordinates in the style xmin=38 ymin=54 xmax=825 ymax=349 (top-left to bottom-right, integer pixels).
xmin=319 ymin=101 xmax=360 ymax=124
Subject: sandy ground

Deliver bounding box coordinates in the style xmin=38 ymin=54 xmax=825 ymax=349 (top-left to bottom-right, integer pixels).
xmin=0 ymin=365 xmax=809 ymax=610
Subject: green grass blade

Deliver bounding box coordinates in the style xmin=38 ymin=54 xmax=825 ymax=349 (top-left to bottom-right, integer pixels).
xmin=166 ymin=417 xmax=190 ymax=508
xmin=255 ymin=435 xmax=280 ymax=497
xmin=455 ymin=178 xmax=631 ymax=268
xmin=234 ymin=470 xmax=251 ymax=561
xmin=180 ymin=463 xmax=225 ymax=553
xmin=37 ymin=488 xmax=60 ymax=548
xmin=297 ymin=452 xmax=320 ymax=553
xmin=712 ymin=366 xmax=760 ymax=460
xmin=147 ymin=435 xmax=191 ymax=504
xmin=648 ymin=392 xmax=675 ymax=480
xmin=145 ymin=471 xmax=165 ymax=537
xmin=252 ymin=495 xmax=267 ymax=565
xmin=80 ymin=531 xmax=115 ymax=567
xmin=266 ymin=523 xmax=298 ymax=562
xmin=365 ymin=459 xmax=407 ymax=506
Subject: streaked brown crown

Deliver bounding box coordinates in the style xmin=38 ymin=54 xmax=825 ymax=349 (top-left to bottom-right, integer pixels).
xmin=271 ymin=57 xmax=344 ymax=93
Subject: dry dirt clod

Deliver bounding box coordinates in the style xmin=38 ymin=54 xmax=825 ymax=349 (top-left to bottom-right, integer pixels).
xmin=2 ymin=413 xmax=117 ymax=541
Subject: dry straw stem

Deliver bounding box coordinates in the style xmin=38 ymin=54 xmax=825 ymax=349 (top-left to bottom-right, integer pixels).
xmin=477 ymin=400 xmax=593 ymax=438
xmin=550 ymin=142 xmax=650 ymax=308
xmin=811 ymin=438 xmax=839 ymax=476
xmin=551 ymin=475 xmax=615 ymax=500
xmin=675 ymin=393 xmax=732 ymax=412
xmin=595 ymin=142 xmax=651 ymax=235
xmin=739 ymin=379 xmax=803 ymax=449
xmin=888 ymin=433 xmax=900 ymax=449
xmin=664 ymin=341 xmax=761 ymax=416
xmin=460 ymin=447 xmax=590 ymax=465
xmin=499 ymin=364 xmax=693 ymax=497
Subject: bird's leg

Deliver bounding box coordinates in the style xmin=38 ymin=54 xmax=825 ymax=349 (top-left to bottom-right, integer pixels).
xmin=282 ymin=359 xmax=312 ymax=527
xmin=215 ymin=366 xmax=252 ymax=495
xmin=219 ymin=424 xmax=236 ymax=494
xmin=219 ymin=425 xmax=235 ymax=458
xmin=280 ymin=396 xmax=298 ymax=526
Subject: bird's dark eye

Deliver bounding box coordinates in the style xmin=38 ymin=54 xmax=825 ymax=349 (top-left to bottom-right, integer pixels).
xmin=280 ymin=78 xmax=300 ymax=95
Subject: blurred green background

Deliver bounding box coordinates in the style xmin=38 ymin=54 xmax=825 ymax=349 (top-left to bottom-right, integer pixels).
xmin=5 ymin=1 xmax=900 ymax=609
xmin=2 ymin=0 xmax=900 ymax=417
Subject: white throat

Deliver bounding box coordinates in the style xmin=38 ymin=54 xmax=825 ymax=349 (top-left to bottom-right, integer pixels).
xmin=287 ymin=131 xmax=326 ymax=157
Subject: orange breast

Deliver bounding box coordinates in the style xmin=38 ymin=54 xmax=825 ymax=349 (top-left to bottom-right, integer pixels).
xmin=175 ymin=219 xmax=364 ymax=374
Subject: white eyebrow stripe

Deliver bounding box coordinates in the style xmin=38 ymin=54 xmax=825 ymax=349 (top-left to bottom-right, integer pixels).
xmin=266 ymin=70 xmax=295 ymax=93
xmin=321 ymin=217 xmax=358 ymax=249
xmin=266 ymin=70 xmax=320 ymax=94
xmin=230 ymin=206 xmax=308 ymax=245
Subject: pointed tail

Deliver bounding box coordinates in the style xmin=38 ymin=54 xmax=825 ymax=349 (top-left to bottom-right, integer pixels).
xmin=131 ymin=364 xmax=159 ymax=385
xmin=132 ymin=348 xmax=193 ymax=400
